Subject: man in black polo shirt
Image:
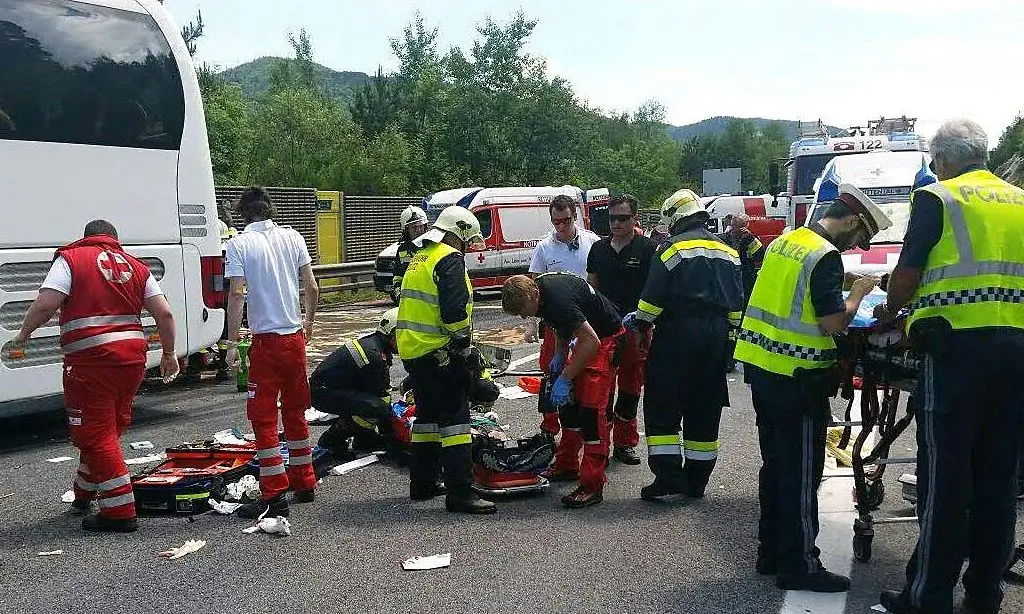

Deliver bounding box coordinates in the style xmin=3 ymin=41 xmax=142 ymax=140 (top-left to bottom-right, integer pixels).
xmin=501 ymin=273 xmax=624 ymax=508
xmin=587 ymin=194 xmax=657 ymax=465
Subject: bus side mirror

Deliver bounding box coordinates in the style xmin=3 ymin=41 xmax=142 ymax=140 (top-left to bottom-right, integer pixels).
xmin=768 ymin=162 xmax=781 ymax=197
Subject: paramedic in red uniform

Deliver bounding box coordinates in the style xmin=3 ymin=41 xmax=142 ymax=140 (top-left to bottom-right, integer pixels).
xmin=586 ymin=194 xmax=656 ymax=465
xmin=502 ymin=273 xmax=624 ymax=508
xmin=14 ymin=220 xmax=178 ymax=533
xmin=224 ymin=187 xmax=320 ymax=519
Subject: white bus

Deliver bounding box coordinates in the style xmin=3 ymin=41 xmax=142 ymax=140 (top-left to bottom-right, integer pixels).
xmin=0 ymin=0 xmax=224 ymax=414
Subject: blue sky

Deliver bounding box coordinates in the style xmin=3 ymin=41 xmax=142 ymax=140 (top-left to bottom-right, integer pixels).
xmin=164 ymin=0 xmax=1024 ymax=142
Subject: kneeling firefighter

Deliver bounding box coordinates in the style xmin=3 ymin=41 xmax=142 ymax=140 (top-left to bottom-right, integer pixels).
xmin=623 ymin=189 xmax=744 ymax=501
xmin=396 ymin=205 xmax=497 ymax=515
xmin=312 ymin=308 xmax=400 ymax=457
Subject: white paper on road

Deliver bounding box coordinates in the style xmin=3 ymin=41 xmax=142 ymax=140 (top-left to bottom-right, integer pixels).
xmin=330 ymin=454 xmax=379 ymax=475
xmin=258 ymin=516 xmax=291 ymax=536
xmin=498 ymin=385 xmax=534 ymax=400
xmin=207 ymin=499 xmax=242 ymax=514
xmin=61 ymin=490 xmax=75 ymax=503
xmin=124 ymin=453 xmax=166 ymax=465
xmin=243 ymin=516 xmax=291 ymax=536
xmin=158 ymin=539 xmax=206 ymax=560
xmin=129 ymin=441 xmax=155 ymax=450
xmin=213 ymin=429 xmax=249 ymax=446
xmin=37 ymin=550 xmax=63 ymax=556
xmin=871 ymin=606 xmax=888 ymax=612
xmin=46 ymin=456 xmax=73 ymax=463
xmin=402 ymin=553 xmax=451 ymax=571
xmin=305 ymin=407 xmax=339 ymax=424
xmin=225 ymin=475 xmax=259 ymax=501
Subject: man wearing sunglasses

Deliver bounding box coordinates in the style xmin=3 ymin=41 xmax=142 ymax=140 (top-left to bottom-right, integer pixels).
xmin=528 ymin=195 xmax=601 ymax=437
xmin=586 ymin=194 xmax=657 ymax=465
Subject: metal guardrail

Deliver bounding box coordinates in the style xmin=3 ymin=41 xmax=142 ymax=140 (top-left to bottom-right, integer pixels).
xmin=311 ymin=261 xmax=376 ymax=295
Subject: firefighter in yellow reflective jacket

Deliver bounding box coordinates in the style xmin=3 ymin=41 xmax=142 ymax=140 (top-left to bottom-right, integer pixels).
xmin=734 ymin=183 xmax=890 ymax=593
xmin=876 ymin=119 xmax=1024 ymax=614
xmin=621 ymin=189 xmax=744 ymax=502
xmin=396 ymin=205 xmax=496 ymax=515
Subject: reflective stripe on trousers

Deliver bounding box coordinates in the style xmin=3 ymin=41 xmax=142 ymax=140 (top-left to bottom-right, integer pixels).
xmin=440 ymin=424 xmax=472 ymax=448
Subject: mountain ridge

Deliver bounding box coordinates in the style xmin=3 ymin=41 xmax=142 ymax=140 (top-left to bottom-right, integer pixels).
xmin=218 ymin=59 xmax=845 ymax=141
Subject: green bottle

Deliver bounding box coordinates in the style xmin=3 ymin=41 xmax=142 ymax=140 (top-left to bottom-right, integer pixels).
xmin=236 ymin=338 xmax=251 ymax=392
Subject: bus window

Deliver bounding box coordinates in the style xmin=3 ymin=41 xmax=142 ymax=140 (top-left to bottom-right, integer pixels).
xmin=0 ymin=0 xmax=184 ymax=150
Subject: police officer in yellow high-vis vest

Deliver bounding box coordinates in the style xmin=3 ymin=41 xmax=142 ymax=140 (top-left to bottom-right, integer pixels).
xmin=396 ymin=205 xmax=497 ymax=515
xmin=734 ymin=183 xmax=890 ymax=593
xmin=876 ymin=119 xmax=1024 ymax=614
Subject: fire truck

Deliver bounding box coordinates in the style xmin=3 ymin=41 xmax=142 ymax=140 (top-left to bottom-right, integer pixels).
xmin=704 ymin=116 xmax=928 ymax=244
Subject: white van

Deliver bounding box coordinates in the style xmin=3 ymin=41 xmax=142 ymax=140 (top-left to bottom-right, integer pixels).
xmin=0 ymin=0 xmax=223 ymax=414
xmin=374 ymin=186 xmax=597 ymax=301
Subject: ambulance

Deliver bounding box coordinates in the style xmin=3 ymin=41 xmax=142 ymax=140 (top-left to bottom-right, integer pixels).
xmin=703 ymin=116 xmax=928 ymax=245
xmin=374 ymin=186 xmax=603 ymax=301
xmin=804 ymin=149 xmax=936 ymax=276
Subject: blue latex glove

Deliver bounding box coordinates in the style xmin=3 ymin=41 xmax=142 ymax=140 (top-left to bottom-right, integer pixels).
xmin=622 ymin=311 xmax=639 ymax=330
xmin=550 ymin=376 xmax=573 ymax=408
xmin=548 ymin=351 xmax=565 ymax=376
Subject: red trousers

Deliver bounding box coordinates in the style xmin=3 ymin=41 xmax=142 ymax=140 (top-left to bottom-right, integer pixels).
xmin=607 ymin=329 xmax=650 ymax=448
xmin=538 ymin=323 xmax=561 ymax=435
xmin=64 ymin=362 xmax=145 ymax=520
xmin=551 ymin=330 xmax=621 ymax=490
xmin=247 ymin=331 xmax=317 ymax=500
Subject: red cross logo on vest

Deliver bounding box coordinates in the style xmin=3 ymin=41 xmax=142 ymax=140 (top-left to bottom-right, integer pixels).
xmin=477 ymin=253 xmax=486 ymax=264
xmin=97 ymin=251 xmax=133 ymax=284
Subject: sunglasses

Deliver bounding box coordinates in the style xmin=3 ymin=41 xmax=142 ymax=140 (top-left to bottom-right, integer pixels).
xmin=551 ymin=216 xmax=575 ymax=226
xmin=608 ymin=214 xmax=634 ymax=223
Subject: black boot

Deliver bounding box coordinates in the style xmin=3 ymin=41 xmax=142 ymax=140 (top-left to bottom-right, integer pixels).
xmin=613 ymin=446 xmax=642 ymax=465
xmin=237 ymin=493 xmax=289 ymax=519
xmin=292 ymin=489 xmax=315 ymax=504
xmin=777 ymin=569 xmax=850 ymax=593
xmin=317 ymin=423 xmax=353 ymax=458
xmin=445 ymin=493 xmax=497 ymax=514
xmin=878 ymin=590 xmax=920 ymax=614
xmin=82 ymin=514 xmax=138 ymax=533
xmin=410 ymin=480 xmax=447 ymax=501
xmin=640 ymin=477 xmax=690 ymax=501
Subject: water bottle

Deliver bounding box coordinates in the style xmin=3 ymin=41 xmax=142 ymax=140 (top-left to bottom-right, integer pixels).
xmin=236 ymin=338 xmax=251 ymax=392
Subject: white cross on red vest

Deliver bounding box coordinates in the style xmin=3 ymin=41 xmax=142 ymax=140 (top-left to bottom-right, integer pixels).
xmin=96 ymin=251 xmax=133 ymax=284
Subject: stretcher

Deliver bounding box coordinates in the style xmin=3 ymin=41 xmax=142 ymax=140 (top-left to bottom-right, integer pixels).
xmin=835 ymin=292 xmax=920 ymax=562
xmin=388 ymin=398 xmax=552 ymax=496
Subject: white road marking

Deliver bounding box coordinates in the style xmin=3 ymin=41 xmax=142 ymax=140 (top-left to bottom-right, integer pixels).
xmin=780 ymin=392 xmax=878 ymax=614
xmin=507 ymin=352 xmax=539 ymax=371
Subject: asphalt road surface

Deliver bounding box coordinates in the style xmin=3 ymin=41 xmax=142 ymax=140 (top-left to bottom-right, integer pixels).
xmin=1 ymin=299 xmax=1021 ymax=614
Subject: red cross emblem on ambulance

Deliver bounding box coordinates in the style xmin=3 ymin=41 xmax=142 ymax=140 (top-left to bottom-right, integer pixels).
xmin=97 ymin=251 xmax=133 ymax=284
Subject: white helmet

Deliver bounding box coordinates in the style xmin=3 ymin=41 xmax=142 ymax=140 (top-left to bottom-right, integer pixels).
xmin=377 ymin=307 xmax=399 ymax=336
xmin=660 ymin=188 xmax=707 ymax=228
xmin=400 ymin=206 xmax=427 ymax=228
xmin=418 ymin=205 xmax=484 ymax=246
xmin=837 ymin=183 xmax=892 ymax=250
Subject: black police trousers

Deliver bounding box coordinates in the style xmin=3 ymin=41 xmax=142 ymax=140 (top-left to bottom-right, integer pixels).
xmin=749 ymin=367 xmax=830 ymax=578
xmin=898 ymin=330 xmax=1024 ymax=613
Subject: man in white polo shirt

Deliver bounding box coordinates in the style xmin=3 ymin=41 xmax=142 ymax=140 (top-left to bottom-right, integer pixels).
xmin=224 ymin=187 xmax=320 ymax=519
xmin=528 ymin=194 xmax=601 ymax=436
